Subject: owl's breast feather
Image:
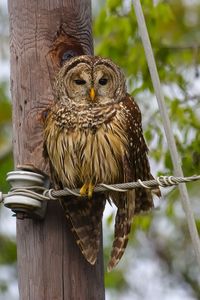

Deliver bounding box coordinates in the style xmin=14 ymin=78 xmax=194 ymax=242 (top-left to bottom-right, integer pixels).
xmin=44 ymin=103 xmax=129 ymax=187
xmin=50 ymin=101 xmax=120 ymax=131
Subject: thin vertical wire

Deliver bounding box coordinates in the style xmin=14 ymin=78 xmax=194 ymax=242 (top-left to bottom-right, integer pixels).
xmin=133 ymin=0 xmax=200 ymax=267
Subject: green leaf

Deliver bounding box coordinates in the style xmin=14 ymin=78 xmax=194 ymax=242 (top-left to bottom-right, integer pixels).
xmin=0 ymin=235 xmax=17 ymax=265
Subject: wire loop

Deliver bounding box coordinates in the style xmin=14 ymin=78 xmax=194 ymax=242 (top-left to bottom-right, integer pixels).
xmin=137 ymin=179 xmax=152 ymax=189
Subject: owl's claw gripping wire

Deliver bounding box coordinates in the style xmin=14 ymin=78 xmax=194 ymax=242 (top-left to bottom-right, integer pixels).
xmin=80 ymin=183 xmax=88 ymax=196
xmin=88 ymin=183 xmax=94 ymax=198
xmin=80 ymin=182 xmax=95 ymax=198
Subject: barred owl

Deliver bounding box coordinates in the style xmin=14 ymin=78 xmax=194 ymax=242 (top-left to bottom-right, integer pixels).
xmin=44 ymin=55 xmax=159 ymax=271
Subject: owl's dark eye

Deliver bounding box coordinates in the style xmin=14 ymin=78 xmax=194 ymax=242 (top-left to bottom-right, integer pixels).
xmin=99 ymin=78 xmax=108 ymax=85
xmin=74 ymin=79 xmax=86 ymax=85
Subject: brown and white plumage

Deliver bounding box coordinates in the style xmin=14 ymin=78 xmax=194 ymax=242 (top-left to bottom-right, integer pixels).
xmin=43 ymin=55 xmax=159 ymax=270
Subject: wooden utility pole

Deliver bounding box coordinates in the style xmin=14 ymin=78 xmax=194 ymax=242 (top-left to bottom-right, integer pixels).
xmin=8 ymin=1 xmax=105 ymax=299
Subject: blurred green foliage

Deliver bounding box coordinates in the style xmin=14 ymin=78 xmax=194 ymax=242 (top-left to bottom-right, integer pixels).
xmin=94 ymin=0 xmax=200 ymax=178
xmin=0 ymin=235 xmax=16 ymax=265
xmin=0 ymin=0 xmax=200 ymax=298
xmin=0 ymin=81 xmax=14 ymax=295
xmin=94 ymin=0 xmax=200 ymax=298
xmin=0 ymin=6 xmax=15 ymax=292
xmin=0 ymin=82 xmax=13 ymax=192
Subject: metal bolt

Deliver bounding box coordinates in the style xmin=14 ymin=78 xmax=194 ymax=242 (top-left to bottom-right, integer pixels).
xmin=16 ymin=212 xmax=29 ymax=220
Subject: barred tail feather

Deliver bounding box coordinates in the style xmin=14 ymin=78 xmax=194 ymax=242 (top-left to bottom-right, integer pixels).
xmin=61 ymin=194 xmax=106 ymax=265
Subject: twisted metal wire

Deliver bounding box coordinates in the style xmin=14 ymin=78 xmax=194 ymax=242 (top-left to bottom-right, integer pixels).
xmin=1 ymin=175 xmax=200 ymax=203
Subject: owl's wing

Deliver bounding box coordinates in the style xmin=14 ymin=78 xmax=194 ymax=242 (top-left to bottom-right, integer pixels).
xmin=107 ymin=94 xmax=160 ymax=271
xmin=123 ymin=93 xmax=160 ymax=211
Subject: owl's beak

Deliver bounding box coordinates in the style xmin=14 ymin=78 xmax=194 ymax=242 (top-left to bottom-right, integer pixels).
xmin=89 ymin=87 xmax=96 ymax=101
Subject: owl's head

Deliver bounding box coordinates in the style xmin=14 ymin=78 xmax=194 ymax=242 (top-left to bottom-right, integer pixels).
xmin=54 ymin=55 xmax=127 ymax=105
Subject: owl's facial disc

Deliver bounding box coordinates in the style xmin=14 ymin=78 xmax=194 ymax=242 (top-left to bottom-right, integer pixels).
xmin=61 ymin=57 xmax=126 ymax=105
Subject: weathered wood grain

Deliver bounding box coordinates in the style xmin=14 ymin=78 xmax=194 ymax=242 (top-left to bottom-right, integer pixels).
xmin=8 ymin=0 xmax=105 ymax=299
xmin=9 ymin=0 xmax=93 ymax=171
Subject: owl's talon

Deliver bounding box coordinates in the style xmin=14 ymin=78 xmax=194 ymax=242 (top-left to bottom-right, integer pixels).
xmin=80 ymin=182 xmax=95 ymax=198
xmin=80 ymin=183 xmax=89 ymax=196
xmin=88 ymin=183 xmax=94 ymax=198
